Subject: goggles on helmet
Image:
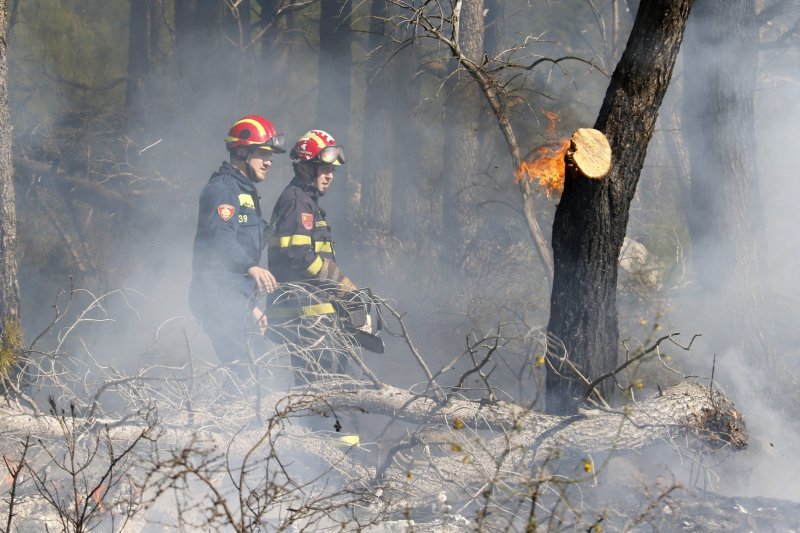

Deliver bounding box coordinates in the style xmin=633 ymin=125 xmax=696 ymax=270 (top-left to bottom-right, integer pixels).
xmin=263 ymin=133 xmax=286 ymax=153
xmin=316 ymin=145 xmax=345 ymax=165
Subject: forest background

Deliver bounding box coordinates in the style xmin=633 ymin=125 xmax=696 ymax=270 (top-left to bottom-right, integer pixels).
xmin=5 ymin=0 xmax=800 ymax=507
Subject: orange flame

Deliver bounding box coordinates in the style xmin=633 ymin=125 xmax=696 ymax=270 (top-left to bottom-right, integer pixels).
xmin=514 ymin=138 xmax=571 ymax=196
xmin=514 ymin=111 xmax=570 ymax=196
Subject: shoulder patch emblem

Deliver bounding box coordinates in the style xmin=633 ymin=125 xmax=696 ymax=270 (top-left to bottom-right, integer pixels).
xmin=217 ymin=204 xmax=235 ymax=221
xmin=238 ymin=194 xmax=255 ymax=209
xmin=300 ymin=212 xmax=314 ymax=230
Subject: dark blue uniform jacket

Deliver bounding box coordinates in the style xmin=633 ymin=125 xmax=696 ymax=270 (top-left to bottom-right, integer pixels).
xmin=190 ymin=162 xmax=267 ymax=313
xmin=268 ymin=177 xmax=335 ymax=283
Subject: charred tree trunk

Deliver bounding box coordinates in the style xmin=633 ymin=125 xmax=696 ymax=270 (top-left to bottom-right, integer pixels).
xmin=546 ymin=0 xmax=694 ymax=414
xmin=0 ymin=0 xmax=20 ymax=374
xmin=683 ymin=0 xmax=776 ymax=365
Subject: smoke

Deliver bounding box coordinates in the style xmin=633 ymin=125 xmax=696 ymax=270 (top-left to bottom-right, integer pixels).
xmin=632 ymin=3 xmax=800 ymax=502
xmin=7 ymin=0 xmax=800 ymax=521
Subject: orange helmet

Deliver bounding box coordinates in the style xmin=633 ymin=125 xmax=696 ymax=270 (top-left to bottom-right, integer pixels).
xmin=289 ymin=130 xmax=345 ymax=165
xmin=225 ymin=115 xmax=286 ymax=153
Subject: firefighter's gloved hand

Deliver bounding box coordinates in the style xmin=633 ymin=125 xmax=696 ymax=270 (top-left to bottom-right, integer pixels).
xmin=339 ymin=275 xmax=358 ymax=296
xmin=318 ymin=258 xmax=358 ymax=298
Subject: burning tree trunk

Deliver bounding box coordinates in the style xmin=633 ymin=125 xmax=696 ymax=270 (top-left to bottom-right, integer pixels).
xmin=546 ymin=0 xmax=694 ymax=414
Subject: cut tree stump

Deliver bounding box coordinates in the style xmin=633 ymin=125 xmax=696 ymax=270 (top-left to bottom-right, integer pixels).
xmin=568 ymin=128 xmax=612 ymax=179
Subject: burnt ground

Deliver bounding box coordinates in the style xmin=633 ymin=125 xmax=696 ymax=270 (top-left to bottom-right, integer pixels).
xmin=584 ymin=488 xmax=800 ymax=532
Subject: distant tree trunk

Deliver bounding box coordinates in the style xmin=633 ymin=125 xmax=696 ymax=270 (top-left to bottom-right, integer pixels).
xmin=316 ymin=0 xmax=353 ymax=234
xmin=0 ymin=0 xmax=21 ymax=369
xmin=225 ymin=0 xmax=252 ymax=105
xmin=546 ymin=0 xmax=693 ymax=415
xmin=256 ymin=0 xmax=290 ymax=113
xmin=127 ymin=0 xmax=161 ymax=119
xmin=441 ymin=0 xmax=484 ymax=266
xmin=480 ymin=0 xmax=504 ymax=173
xmin=683 ymin=0 xmax=776 ymax=364
xmin=174 ymin=0 xmax=238 ymax=123
xmin=360 ymin=0 xmax=393 ymax=234
xmin=389 ymin=40 xmax=426 ymax=250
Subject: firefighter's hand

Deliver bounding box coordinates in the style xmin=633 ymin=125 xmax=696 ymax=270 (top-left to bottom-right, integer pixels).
xmin=252 ymin=306 xmax=269 ymax=335
xmin=339 ymin=276 xmax=358 ymax=294
xmin=247 ymin=266 xmax=278 ymax=293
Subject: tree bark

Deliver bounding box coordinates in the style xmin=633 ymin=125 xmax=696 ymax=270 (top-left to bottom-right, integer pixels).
xmin=441 ymin=0 xmax=484 ymax=267
xmin=546 ymin=0 xmax=694 ymax=414
xmin=0 ymin=0 xmax=21 ymax=359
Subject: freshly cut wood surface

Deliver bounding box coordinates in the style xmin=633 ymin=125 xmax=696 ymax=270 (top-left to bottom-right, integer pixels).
xmin=569 ymin=128 xmax=611 ymax=179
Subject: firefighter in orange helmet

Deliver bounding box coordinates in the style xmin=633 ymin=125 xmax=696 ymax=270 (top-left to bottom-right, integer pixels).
xmin=189 ymin=115 xmax=285 ymax=364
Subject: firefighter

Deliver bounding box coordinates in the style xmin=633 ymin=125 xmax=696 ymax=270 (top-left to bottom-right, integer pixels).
xmin=189 ymin=114 xmax=286 ymax=364
xmin=267 ymin=129 xmax=361 ymax=384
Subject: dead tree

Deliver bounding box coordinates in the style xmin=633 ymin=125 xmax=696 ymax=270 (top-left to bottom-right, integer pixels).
xmin=546 ymin=0 xmax=694 ymax=414
xmin=382 ymin=0 xmax=582 ymax=281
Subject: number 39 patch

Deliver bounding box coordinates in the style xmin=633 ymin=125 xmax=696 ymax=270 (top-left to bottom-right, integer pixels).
xmin=217 ymin=204 xmax=235 ymax=221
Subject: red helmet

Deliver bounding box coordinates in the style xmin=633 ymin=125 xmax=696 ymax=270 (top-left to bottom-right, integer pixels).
xmin=290 ymin=130 xmax=345 ymax=166
xmin=225 ymin=115 xmax=286 ymax=153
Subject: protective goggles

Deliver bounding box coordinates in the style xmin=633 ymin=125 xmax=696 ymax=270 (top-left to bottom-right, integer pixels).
xmin=262 ymin=133 xmax=286 ymax=153
xmin=316 ymin=145 xmax=346 ymax=165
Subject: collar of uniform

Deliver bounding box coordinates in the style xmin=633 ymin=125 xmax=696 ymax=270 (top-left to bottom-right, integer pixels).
xmin=290 ymin=176 xmax=319 ymax=199
xmin=218 ymin=161 xmax=258 ymax=194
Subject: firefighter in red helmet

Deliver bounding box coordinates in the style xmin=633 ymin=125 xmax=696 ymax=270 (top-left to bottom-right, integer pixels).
xmin=267 ymin=130 xmax=365 ymax=383
xmin=268 ymin=130 xmax=350 ymax=288
xmin=189 ymin=115 xmax=285 ymax=365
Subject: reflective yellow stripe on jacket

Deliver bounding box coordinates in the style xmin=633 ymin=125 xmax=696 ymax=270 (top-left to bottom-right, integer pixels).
xmin=269 ymin=234 xmax=330 ymax=275
xmin=270 ymin=235 xmax=312 ymax=247
xmin=268 ymin=302 xmax=335 ymax=319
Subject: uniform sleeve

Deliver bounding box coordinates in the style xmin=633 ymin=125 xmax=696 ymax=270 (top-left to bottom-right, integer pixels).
xmin=198 ymin=179 xmax=256 ymax=274
xmin=270 ymin=191 xmax=324 ymax=277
